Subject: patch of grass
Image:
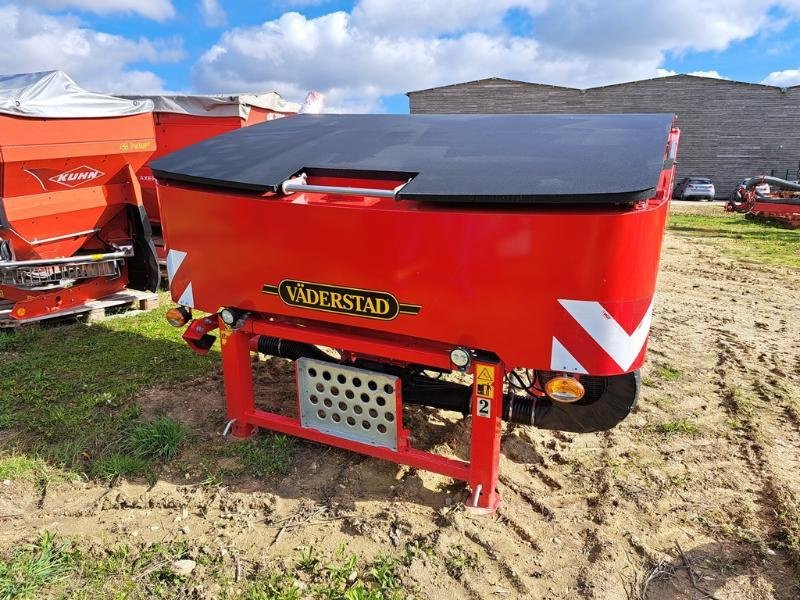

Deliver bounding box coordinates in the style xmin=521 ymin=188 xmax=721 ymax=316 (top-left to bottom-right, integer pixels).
xmin=668 ymin=212 xmax=800 ymax=269
xmin=128 ymin=416 xmax=185 ymax=461
xmin=232 ymin=434 xmax=296 ymax=477
xmin=0 ymin=456 xmax=44 ymax=481
xmin=654 ymin=365 xmax=680 ymax=381
xmin=0 ymin=296 xmax=214 ymax=476
xmin=246 ymin=546 xmax=407 ymax=600
xmin=89 ymin=453 xmax=150 ymax=479
xmin=653 ymin=419 xmax=701 ymax=436
xmin=0 ymin=531 xmax=76 ymax=600
xmin=444 ymin=544 xmax=479 ymax=580
xmin=0 ymin=454 xmax=75 ymax=486
xmin=371 ymin=554 xmax=401 ymax=593
xmin=246 ymin=571 xmax=301 ymax=600
xmin=0 ymin=534 xmax=410 ymax=600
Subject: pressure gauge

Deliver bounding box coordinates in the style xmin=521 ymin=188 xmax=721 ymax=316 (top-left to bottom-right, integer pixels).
xmin=450 ymin=347 xmax=471 ymax=370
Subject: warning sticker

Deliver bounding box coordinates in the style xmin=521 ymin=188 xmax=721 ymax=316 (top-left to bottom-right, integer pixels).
xmin=475 ymin=365 xmax=495 ymax=399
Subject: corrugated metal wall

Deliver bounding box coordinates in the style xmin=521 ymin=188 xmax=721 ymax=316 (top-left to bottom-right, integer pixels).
xmin=408 ymin=76 xmax=800 ymax=197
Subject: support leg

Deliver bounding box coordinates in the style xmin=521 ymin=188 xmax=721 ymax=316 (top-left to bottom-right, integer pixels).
xmin=467 ymin=357 xmax=504 ymax=514
xmin=220 ymin=324 xmax=256 ymax=439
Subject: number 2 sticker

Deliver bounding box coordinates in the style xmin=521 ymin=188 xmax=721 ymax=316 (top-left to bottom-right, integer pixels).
xmin=477 ymin=397 xmax=491 ymax=418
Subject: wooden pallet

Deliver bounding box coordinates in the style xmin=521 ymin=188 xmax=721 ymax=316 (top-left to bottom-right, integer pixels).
xmin=0 ymin=288 xmax=159 ymax=329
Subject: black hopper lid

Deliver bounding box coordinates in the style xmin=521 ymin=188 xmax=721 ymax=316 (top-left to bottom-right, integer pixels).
xmin=151 ymin=113 xmax=675 ymax=204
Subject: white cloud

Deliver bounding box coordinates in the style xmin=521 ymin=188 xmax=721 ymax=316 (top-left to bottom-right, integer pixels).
xmin=26 ymin=0 xmax=175 ymax=21
xmin=351 ymin=0 xmax=547 ymax=35
xmin=687 ymin=70 xmax=726 ymax=79
xmin=0 ymin=4 xmax=183 ymax=93
xmin=199 ymin=0 xmax=226 ymax=27
xmin=761 ymin=67 xmax=800 ymax=86
xmin=656 ymin=69 xmax=727 ymax=80
xmin=193 ymin=1 xmax=800 ymax=111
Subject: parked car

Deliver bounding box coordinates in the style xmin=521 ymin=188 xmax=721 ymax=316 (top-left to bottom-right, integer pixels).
xmin=673 ymin=177 xmax=715 ymax=201
xmin=729 ymin=178 xmax=770 ymax=202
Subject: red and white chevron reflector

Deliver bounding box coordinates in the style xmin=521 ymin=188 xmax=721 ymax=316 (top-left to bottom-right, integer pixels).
xmin=551 ymin=297 xmax=655 ymax=375
xmin=166 ymin=248 xmax=194 ymax=308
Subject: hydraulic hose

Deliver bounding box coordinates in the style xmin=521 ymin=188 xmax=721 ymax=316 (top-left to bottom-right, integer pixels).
xmin=255 ymin=335 xmax=333 ymax=362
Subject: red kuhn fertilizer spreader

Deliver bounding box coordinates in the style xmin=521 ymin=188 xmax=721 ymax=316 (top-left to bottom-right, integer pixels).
xmin=120 ymin=93 xmax=300 ymax=259
xmin=0 ymin=71 xmax=159 ymax=324
xmin=153 ymin=113 xmax=679 ymax=511
xmin=726 ymin=176 xmax=800 ymax=228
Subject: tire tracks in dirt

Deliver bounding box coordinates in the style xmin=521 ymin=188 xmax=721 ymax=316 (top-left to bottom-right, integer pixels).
xmin=713 ymin=324 xmax=800 ymax=588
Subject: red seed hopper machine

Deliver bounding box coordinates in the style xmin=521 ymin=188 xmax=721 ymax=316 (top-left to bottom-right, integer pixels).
xmin=153 ymin=113 xmax=680 ymax=512
xmin=0 ymin=71 xmax=159 ymax=323
xmin=120 ymin=93 xmax=301 ymax=259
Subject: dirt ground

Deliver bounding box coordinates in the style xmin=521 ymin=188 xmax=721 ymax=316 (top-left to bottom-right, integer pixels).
xmin=2 ymin=204 xmax=799 ymax=599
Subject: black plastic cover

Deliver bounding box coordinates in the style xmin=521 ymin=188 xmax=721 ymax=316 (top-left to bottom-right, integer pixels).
xmin=151 ymin=113 xmax=675 ymax=204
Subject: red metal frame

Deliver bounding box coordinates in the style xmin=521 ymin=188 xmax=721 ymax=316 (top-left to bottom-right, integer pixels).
xmin=196 ymin=314 xmax=504 ymax=510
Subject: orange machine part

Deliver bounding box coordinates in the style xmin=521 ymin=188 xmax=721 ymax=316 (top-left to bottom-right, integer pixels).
xmin=0 ymin=112 xmax=157 ymax=320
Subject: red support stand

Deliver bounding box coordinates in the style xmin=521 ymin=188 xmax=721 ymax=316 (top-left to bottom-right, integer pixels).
xmin=466 ymin=358 xmax=504 ymax=514
xmin=219 ymin=324 xmax=256 ymax=439
xmin=206 ymin=317 xmax=504 ymax=514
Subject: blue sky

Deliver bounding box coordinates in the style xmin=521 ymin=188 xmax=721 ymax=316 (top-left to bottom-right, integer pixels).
xmin=4 ymin=1 xmax=800 ymax=113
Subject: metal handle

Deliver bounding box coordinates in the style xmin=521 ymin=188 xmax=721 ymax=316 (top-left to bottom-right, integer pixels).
xmin=281 ymin=173 xmax=408 ymax=199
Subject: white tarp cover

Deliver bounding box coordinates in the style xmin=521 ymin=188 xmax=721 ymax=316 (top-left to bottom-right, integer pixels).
xmin=0 ymin=71 xmax=153 ymax=118
xmin=120 ymin=92 xmax=301 ymax=119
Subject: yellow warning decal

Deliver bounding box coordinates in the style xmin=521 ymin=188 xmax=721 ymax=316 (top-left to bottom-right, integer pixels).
xmin=219 ymin=325 xmax=231 ymax=346
xmin=475 ymin=365 xmax=495 ymax=399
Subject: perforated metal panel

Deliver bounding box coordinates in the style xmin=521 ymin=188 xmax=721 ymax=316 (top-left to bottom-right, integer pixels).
xmin=296 ymin=358 xmax=400 ymax=450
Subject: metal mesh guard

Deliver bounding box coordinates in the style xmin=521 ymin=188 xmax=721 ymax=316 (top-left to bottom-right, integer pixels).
xmin=297 ymin=358 xmax=400 ymax=450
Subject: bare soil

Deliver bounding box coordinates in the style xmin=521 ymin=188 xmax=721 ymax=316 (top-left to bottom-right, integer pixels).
xmin=2 ymin=205 xmax=800 ymax=599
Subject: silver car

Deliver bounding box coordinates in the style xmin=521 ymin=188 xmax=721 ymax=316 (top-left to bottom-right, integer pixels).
xmin=674 ymin=177 xmax=715 ymax=201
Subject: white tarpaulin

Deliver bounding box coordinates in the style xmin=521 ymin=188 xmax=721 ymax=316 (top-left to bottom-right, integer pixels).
xmin=0 ymin=71 xmax=153 ymax=118
xmin=120 ymin=92 xmax=301 ymax=119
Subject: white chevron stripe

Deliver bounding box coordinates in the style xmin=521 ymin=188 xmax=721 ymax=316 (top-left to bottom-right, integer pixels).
xmin=177 ymin=282 xmax=194 ymax=308
xmin=550 ymin=337 xmax=588 ymax=374
xmin=165 ymin=249 xmax=187 ymax=285
xmin=558 ymin=298 xmax=655 ymax=371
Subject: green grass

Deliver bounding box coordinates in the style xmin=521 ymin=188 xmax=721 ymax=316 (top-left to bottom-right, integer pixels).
xmin=0 ymin=532 xmax=76 ymax=600
xmin=89 ymin=453 xmax=150 ymax=479
xmin=232 ymin=434 xmax=297 ymax=477
xmin=0 ymin=299 xmax=214 ymax=478
xmin=128 ymin=416 xmax=185 ymax=461
xmin=653 ymin=419 xmax=701 ymax=436
xmin=654 ymin=364 xmax=680 ymax=381
xmin=443 ymin=545 xmax=479 ymax=580
xmin=668 ymin=212 xmax=800 ymax=269
xmin=0 ymin=456 xmax=45 ymax=481
xmin=0 ymin=534 xmax=411 ymax=600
